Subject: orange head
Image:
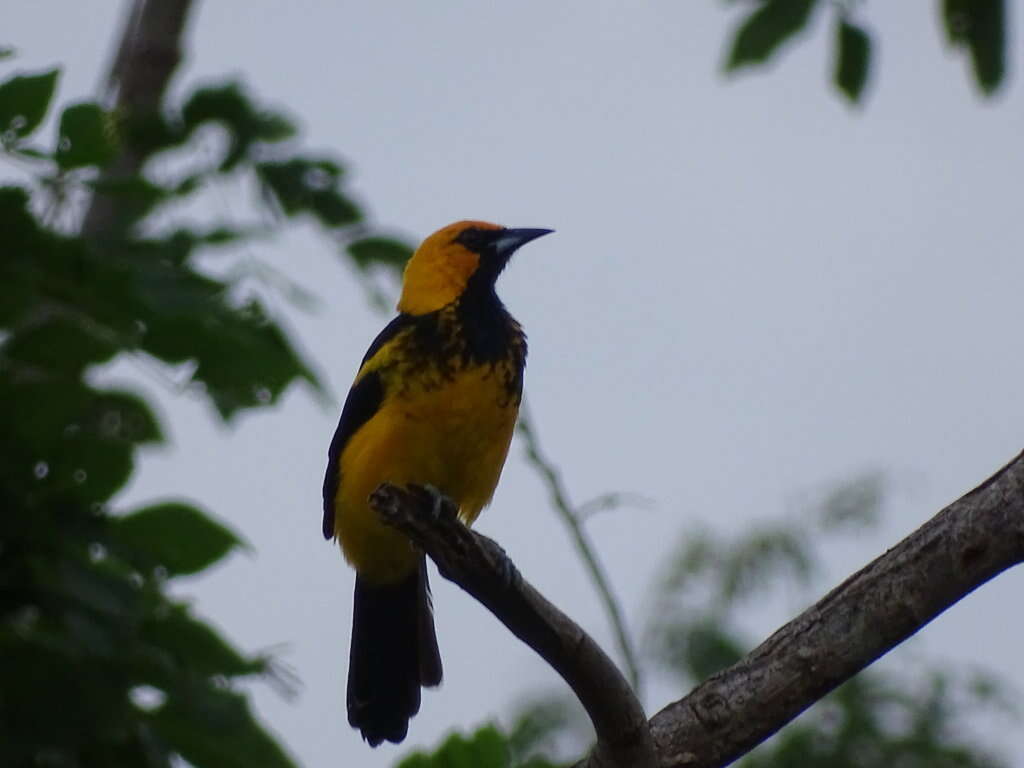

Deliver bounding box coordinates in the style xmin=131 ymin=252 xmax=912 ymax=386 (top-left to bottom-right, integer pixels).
xmin=397 ymin=220 xmax=553 ymax=315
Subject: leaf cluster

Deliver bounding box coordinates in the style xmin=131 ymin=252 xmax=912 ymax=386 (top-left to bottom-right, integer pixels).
xmin=0 ymin=60 xmax=411 ymax=768
xmin=395 ymin=723 xmax=565 ymax=768
xmin=724 ymin=0 xmax=1008 ymax=104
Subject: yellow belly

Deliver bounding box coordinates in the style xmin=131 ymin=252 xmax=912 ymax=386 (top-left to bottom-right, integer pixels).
xmin=333 ymin=365 xmax=518 ymax=584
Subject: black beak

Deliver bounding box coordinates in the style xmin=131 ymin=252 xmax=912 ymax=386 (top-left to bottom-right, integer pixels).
xmin=493 ymin=228 xmax=554 ymax=259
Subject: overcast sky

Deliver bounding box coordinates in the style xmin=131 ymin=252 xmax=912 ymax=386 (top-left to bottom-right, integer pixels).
xmin=10 ymin=2 xmax=1024 ymax=766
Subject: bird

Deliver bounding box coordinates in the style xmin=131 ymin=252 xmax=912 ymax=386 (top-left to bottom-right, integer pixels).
xmin=322 ymin=220 xmax=553 ymax=746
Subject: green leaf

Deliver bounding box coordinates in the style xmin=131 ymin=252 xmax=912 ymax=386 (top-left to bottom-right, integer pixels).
xmin=257 ymin=158 xmax=362 ymax=228
xmin=0 ymin=634 xmax=162 ymax=764
xmin=90 ymin=390 xmax=163 ymax=445
xmin=3 ymin=318 xmax=120 ymax=374
xmin=0 ymin=46 xmax=15 ymax=60
xmin=348 ymin=236 xmax=413 ymax=274
xmin=182 ymin=82 xmax=297 ymax=169
xmin=149 ymin=688 xmax=298 ymax=768
xmin=73 ymin=230 xmax=322 ymax=420
xmin=725 ymin=0 xmax=819 ymax=71
xmin=676 ymin=622 xmax=745 ymax=680
xmin=942 ymin=0 xmax=1005 ymax=94
xmin=142 ymin=605 xmax=265 ymax=678
xmin=0 ymin=185 xmax=48 ymax=325
xmin=0 ymin=68 xmax=59 ymax=139
xmin=140 ymin=294 xmax=321 ymax=420
xmin=833 ymin=17 xmax=871 ymax=103
xmin=506 ymin=697 xmax=573 ymax=767
xmin=88 ymin=175 xmax=169 ymax=219
xmin=10 ymin=145 xmax=48 ymax=160
xmin=397 ymin=725 xmax=511 ymax=768
xmin=55 ymin=557 xmax=145 ymax=631
xmin=0 ymin=381 xmax=161 ymax=504
xmin=719 ymin=526 xmax=813 ymax=600
xmin=56 ymin=102 xmax=117 ymax=169
xmin=112 ymin=502 xmax=244 ymax=576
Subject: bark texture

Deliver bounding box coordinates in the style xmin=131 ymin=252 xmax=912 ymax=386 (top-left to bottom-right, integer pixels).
xmin=82 ymin=0 xmax=195 ymax=238
xmin=645 ymin=449 xmax=1024 ymax=768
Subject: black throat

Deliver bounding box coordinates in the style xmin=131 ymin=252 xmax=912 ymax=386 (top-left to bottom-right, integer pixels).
xmin=455 ymin=268 xmax=520 ymax=365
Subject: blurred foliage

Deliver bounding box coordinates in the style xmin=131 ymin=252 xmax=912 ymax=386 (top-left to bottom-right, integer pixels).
xmin=723 ymin=0 xmax=1008 ymax=104
xmin=0 ymin=59 xmax=409 ymax=768
xmin=503 ymin=695 xmax=578 ymax=768
xmin=645 ymin=471 xmax=1016 ymax=767
xmin=739 ymin=670 xmax=1015 ymax=768
xmin=394 ymin=723 xmax=564 ymax=768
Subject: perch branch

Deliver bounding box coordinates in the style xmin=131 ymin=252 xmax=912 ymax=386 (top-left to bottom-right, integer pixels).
xmin=370 ymin=483 xmax=657 ymax=768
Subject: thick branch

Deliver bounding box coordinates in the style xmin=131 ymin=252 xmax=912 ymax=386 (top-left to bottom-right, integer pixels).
xmin=646 ymin=449 xmax=1024 ymax=768
xmin=82 ymin=0 xmax=195 ymax=238
xmin=370 ymin=484 xmax=657 ymax=768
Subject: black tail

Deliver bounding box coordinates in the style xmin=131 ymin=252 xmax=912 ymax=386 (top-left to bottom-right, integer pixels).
xmin=347 ymin=558 xmax=443 ymax=746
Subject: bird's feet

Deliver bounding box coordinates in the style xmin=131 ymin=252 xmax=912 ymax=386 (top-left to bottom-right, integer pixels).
xmin=477 ymin=536 xmax=518 ymax=591
xmin=408 ymin=483 xmax=458 ymax=523
xmin=371 ymin=482 xmax=517 ymax=591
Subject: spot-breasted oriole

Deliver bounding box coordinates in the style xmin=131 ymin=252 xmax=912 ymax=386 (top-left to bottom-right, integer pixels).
xmin=322 ymin=220 xmax=553 ymax=746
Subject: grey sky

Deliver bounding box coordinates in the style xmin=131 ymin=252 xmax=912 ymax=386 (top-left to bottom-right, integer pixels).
xmin=10 ymin=1 xmax=1024 ymax=766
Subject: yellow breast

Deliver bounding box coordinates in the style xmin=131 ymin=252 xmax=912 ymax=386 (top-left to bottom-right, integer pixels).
xmin=334 ymin=364 xmax=519 ymax=584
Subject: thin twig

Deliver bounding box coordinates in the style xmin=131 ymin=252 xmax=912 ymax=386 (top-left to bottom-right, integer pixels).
xmin=517 ymin=399 xmax=643 ymax=693
xmin=577 ymin=491 xmax=654 ymax=522
xmin=371 ymin=484 xmax=657 ymax=768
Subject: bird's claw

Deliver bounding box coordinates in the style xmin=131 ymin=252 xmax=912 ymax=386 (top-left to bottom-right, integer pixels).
xmin=409 ymin=483 xmax=457 ymax=522
xmin=479 ymin=537 xmax=517 ymax=590
xmin=369 ymin=483 xmax=401 ymax=522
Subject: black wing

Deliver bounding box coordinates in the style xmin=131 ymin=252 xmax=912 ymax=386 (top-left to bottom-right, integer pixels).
xmin=321 ymin=315 xmax=413 ymax=539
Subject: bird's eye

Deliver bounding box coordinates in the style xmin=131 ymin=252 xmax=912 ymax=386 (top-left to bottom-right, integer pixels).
xmin=454 ymin=228 xmax=492 ymax=253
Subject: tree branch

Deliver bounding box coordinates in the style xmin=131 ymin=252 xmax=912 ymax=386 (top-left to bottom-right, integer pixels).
xmin=369 ymin=484 xmax=657 ymax=768
xmin=645 ymin=448 xmax=1024 ymax=768
xmin=82 ymin=0 xmax=195 ymax=238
